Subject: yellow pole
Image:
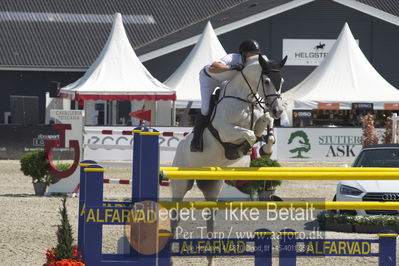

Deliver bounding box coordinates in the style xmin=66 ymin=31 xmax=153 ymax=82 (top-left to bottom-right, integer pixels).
xmin=161 ymin=170 xmax=399 ymax=180
xmin=158 ymin=201 xmax=399 ymax=210
xmin=160 ymin=167 xmax=398 ymax=172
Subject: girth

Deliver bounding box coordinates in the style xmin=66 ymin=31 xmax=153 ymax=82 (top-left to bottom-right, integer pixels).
xmin=207 ymin=122 xmax=250 ymax=161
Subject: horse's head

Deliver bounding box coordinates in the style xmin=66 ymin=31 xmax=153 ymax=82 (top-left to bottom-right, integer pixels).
xmin=257 ymin=55 xmax=287 ymax=119
xmin=239 ymin=54 xmax=287 ymax=119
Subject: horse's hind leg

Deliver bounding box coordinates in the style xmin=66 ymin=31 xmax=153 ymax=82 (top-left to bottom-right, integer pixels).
xmin=197 ymin=180 xmax=224 ymax=266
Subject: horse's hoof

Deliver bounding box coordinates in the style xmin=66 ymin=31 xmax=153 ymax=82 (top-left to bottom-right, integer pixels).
xmin=259 ymin=148 xmax=272 ymax=158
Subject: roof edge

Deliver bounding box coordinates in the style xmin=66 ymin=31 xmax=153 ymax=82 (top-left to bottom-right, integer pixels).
xmin=334 ymin=0 xmax=399 ymax=27
xmin=139 ymin=0 xmax=315 ymax=62
xmin=0 ymin=66 xmax=88 ymax=72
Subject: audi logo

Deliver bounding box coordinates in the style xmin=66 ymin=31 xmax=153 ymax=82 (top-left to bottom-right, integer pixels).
xmin=382 ymin=193 xmax=399 ymax=201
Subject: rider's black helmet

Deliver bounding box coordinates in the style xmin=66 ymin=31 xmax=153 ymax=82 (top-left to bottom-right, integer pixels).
xmin=239 ymin=39 xmax=261 ymax=54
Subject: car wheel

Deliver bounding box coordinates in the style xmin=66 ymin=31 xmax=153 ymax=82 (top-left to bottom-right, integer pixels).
xmin=271 ymin=195 xmax=283 ymax=201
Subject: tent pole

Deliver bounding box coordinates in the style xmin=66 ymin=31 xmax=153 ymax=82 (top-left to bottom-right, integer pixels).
xmin=172 ymin=100 xmax=176 ymax=126
xmin=180 ymin=101 xmax=193 ymax=126
xmin=154 ymin=100 xmax=157 ymax=126
xmin=104 ymin=100 xmax=108 ymax=125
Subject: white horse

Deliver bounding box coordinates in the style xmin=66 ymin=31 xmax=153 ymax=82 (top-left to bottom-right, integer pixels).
xmin=171 ymin=54 xmax=286 ymax=265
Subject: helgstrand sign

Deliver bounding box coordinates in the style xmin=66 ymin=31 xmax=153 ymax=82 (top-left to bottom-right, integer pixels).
xmin=283 ymin=39 xmax=358 ymax=66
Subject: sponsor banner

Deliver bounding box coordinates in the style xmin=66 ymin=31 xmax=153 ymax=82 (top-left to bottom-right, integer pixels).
xmin=299 ymin=239 xmax=373 ymax=256
xmin=1 ymin=125 xmax=386 ymax=163
xmin=293 ymin=110 xmax=313 ymax=127
xmin=83 ymin=126 xmax=254 ymax=166
xmin=83 ymin=126 xmax=191 ymax=164
xmin=317 ymin=103 xmax=340 ymax=110
xmin=275 ymin=128 xmax=383 ymax=162
xmin=0 ymin=125 xmax=64 ymax=159
xmin=384 ymin=103 xmax=399 ymax=110
xmin=47 ymin=110 xmax=84 ymax=193
xmin=283 ymin=39 xmax=358 ymax=66
xmin=352 ymin=103 xmax=373 ymax=110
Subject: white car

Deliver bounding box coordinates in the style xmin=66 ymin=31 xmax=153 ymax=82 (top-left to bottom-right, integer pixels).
xmin=335 ymin=144 xmax=399 ymax=216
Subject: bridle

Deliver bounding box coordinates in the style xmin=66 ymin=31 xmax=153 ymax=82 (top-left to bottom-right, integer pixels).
xmin=211 ymin=65 xmax=282 ymax=129
xmin=258 ymin=68 xmax=283 ymax=111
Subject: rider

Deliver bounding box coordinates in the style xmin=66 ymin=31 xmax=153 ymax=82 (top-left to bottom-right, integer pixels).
xmin=190 ymin=39 xmax=262 ymax=152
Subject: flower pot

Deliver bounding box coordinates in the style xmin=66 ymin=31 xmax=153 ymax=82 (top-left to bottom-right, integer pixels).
xmin=33 ymin=182 xmax=47 ymax=196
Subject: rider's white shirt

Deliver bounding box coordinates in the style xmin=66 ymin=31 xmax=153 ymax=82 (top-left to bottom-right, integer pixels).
xmin=204 ymin=53 xmax=243 ymax=81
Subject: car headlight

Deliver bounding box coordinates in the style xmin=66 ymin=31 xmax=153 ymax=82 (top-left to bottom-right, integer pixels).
xmin=339 ymin=185 xmax=363 ymax=196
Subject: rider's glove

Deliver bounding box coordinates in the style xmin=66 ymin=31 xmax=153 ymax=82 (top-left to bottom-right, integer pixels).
xmin=230 ymin=64 xmax=244 ymax=71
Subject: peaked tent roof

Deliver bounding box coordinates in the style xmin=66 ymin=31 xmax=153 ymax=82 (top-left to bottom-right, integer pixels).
xmin=164 ymin=21 xmax=226 ymax=108
xmin=282 ymin=23 xmax=399 ymax=110
xmin=60 ymin=13 xmax=175 ymax=101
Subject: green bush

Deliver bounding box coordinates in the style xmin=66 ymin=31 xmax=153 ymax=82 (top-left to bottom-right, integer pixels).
xmin=20 ymin=150 xmax=50 ymax=184
xmin=317 ymin=210 xmax=399 ymax=226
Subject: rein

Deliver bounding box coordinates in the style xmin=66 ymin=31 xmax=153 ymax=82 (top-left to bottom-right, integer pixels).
xmin=210 ymin=68 xmax=281 ymax=130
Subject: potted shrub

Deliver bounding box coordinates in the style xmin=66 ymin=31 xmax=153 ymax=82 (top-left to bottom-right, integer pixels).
xmin=20 ymin=150 xmax=51 ymax=195
xmin=226 ymin=158 xmax=282 ymax=200
xmin=20 ymin=150 xmax=69 ymax=195
xmin=353 ymin=215 xmax=399 ymax=234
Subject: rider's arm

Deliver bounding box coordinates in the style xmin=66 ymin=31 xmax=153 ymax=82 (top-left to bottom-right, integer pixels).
xmin=208 ymin=62 xmax=230 ymax=73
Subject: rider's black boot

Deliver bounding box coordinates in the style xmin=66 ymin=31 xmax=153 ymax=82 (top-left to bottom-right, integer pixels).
xmin=190 ymin=113 xmax=208 ymax=152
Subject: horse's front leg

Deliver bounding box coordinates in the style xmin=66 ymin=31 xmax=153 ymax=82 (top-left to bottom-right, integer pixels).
xmin=254 ymin=112 xmax=275 ymax=158
xmin=218 ymin=124 xmax=257 ymax=146
xmin=254 ymin=112 xmax=273 ymax=137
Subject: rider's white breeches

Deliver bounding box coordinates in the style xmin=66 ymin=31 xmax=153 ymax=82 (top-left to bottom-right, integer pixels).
xmin=199 ymin=71 xmax=221 ymax=116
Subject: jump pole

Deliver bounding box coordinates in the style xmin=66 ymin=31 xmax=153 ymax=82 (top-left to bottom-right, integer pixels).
xmin=161 ymin=170 xmax=399 ymax=180
xmin=161 ymin=166 xmax=399 ymax=172
xmin=158 ymin=201 xmax=399 ymax=210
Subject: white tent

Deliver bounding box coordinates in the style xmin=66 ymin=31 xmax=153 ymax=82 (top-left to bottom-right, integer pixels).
xmin=282 ymin=23 xmax=399 ymax=121
xmin=164 ymin=21 xmax=226 ymax=108
xmin=60 ymin=13 xmax=175 ymax=102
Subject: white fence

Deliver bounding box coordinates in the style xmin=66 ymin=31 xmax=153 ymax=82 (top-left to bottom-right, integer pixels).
xmin=83 ymin=126 xmax=390 ymax=164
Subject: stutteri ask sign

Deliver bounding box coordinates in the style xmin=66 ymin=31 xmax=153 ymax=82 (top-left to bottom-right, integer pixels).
xmin=275 ymin=128 xmax=365 ymax=162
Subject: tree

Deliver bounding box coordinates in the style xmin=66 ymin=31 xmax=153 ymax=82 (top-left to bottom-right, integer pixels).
xmin=361 ymin=113 xmax=378 ymax=147
xmin=288 ymin=130 xmax=311 ymax=158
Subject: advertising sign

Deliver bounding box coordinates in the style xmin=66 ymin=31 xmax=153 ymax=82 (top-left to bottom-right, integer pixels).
xmin=275 ymin=128 xmax=364 ymax=162
xmin=384 ymin=103 xmax=399 ymax=110
xmin=283 ymin=39 xmax=358 ymax=66
xmin=83 ymin=126 xmax=190 ymax=165
xmin=83 ymin=126 xmax=254 ymax=166
xmin=293 ymin=110 xmax=313 ymax=127
xmin=0 ymin=125 xmax=73 ymax=159
xmin=317 ymin=103 xmax=340 ymax=110
xmin=352 ymin=103 xmax=373 ymax=110
xmin=47 ymin=110 xmax=84 ymax=193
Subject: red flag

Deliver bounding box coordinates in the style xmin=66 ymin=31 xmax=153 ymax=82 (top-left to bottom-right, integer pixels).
xmin=129 ymin=109 xmax=152 ymax=121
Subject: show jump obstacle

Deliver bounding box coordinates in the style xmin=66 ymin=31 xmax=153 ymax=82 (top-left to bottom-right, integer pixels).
xmin=78 ymin=127 xmax=398 ymax=266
